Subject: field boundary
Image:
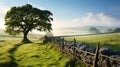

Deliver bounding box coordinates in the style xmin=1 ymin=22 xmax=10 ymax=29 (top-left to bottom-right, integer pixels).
xmin=53 ymin=37 xmax=120 ymax=67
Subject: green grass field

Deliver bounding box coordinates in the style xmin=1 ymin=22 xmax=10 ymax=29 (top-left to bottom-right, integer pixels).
xmin=65 ymin=33 xmax=120 ymax=51
xmin=0 ymin=37 xmax=87 ymax=67
xmin=1 ymin=33 xmax=119 ymax=67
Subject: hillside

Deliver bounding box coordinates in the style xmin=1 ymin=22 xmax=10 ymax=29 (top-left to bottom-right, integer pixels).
xmin=0 ymin=38 xmax=86 ymax=67
xmin=65 ymin=33 xmax=120 ymax=51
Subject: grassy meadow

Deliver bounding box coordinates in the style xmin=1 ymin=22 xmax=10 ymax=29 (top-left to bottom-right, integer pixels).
xmin=0 ymin=33 xmax=120 ymax=67
xmin=65 ymin=33 xmax=120 ymax=51
xmin=0 ymin=37 xmax=87 ymax=67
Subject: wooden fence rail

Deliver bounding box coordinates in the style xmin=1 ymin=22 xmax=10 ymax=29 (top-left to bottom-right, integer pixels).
xmin=52 ymin=37 xmax=120 ymax=67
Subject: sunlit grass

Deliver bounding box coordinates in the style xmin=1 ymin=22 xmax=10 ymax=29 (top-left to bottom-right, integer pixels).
xmin=1 ymin=32 xmax=119 ymax=67
xmin=0 ymin=38 xmax=36 ymax=65
xmin=1 ymin=37 xmax=85 ymax=67
xmin=0 ymin=40 xmax=18 ymax=64
xmin=13 ymin=42 xmax=72 ymax=67
xmin=65 ymin=33 xmax=120 ymax=51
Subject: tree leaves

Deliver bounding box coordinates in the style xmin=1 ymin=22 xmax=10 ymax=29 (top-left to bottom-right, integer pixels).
xmin=5 ymin=4 xmax=53 ymax=35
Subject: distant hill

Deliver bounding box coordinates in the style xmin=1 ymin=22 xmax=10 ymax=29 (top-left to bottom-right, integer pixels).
xmin=53 ymin=26 xmax=116 ymax=36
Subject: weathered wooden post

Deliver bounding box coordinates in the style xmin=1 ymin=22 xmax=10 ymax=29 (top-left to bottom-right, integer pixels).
xmin=93 ymin=42 xmax=100 ymax=67
xmin=73 ymin=38 xmax=76 ymax=56
xmin=62 ymin=38 xmax=64 ymax=50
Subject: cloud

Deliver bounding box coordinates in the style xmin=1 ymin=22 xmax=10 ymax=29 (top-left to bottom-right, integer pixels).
xmin=52 ymin=12 xmax=120 ymax=29
xmin=52 ymin=19 xmax=71 ymax=28
xmin=0 ymin=6 xmax=9 ymax=17
xmin=71 ymin=12 xmax=120 ymax=27
xmin=0 ymin=6 xmax=9 ymax=29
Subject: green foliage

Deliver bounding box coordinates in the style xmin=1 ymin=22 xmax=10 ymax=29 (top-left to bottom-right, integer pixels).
xmin=5 ymin=4 xmax=53 ymax=33
xmin=4 ymin=4 xmax=53 ymax=42
xmin=65 ymin=33 xmax=120 ymax=51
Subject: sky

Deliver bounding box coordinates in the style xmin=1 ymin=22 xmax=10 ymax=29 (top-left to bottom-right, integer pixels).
xmin=0 ymin=0 xmax=120 ymax=30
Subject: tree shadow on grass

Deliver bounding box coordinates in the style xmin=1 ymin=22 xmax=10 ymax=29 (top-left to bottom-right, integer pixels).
xmin=7 ymin=40 xmax=42 ymax=66
xmin=0 ymin=61 xmax=18 ymax=67
xmin=3 ymin=40 xmax=45 ymax=67
xmin=0 ymin=43 xmax=23 ymax=67
xmin=21 ymin=39 xmax=33 ymax=44
xmin=6 ymin=43 xmax=24 ymax=67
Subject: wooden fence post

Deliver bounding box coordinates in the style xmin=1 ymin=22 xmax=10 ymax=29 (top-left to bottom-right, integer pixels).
xmin=73 ymin=38 xmax=76 ymax=56
xmin=62 ymin=38 xmax=64 ymax=50
xmin=93 ymin=42 xmax=100 ymax=67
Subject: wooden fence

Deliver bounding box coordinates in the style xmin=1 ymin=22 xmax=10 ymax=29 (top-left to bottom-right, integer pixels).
xmin=53 ymin=37 xmax=120 ymax=67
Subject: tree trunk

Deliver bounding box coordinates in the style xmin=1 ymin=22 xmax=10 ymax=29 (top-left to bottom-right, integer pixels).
xmin=22 ymin=31 xmax=31 ymax=43
xmin=24 ymin=32 xmax=28 ymax=40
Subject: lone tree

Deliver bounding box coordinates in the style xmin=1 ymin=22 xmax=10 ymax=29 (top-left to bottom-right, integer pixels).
xmin=5 ymin=4 xmax=53 ymax=43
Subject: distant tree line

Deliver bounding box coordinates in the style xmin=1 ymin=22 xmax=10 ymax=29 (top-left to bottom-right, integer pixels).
xmin=106 ymin=28 xmax=120 ymax=33
xmin=89 ymin=27 xmax=120 ymax=34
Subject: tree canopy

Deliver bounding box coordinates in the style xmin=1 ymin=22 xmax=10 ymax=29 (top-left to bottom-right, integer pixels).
xmin=5 ymin=4 xmax=53 ymax=43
